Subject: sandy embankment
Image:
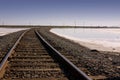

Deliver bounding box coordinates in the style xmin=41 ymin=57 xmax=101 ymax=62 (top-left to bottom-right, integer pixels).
xmin=50 ymin=29 xmax=120 ymax=53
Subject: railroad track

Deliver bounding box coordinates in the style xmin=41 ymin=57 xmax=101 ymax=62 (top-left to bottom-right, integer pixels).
xmin=37 ymin=28 xmax=111 ymax=80
xmin=0 ymin=29 xmax=91 ymax=80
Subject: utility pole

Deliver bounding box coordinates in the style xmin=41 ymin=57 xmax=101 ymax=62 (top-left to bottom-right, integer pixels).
xmin=83 ymin=21 xmax=85 ymax=28
xmin=74 ymin=20 xmax=76 ymax=33
xmin=2 ymin=21 xmax=4 ymax=26
xmin=74 ymin=20 xmax=76 ymax=28
xmin=28 ymin=21 xmax=31 ymax=26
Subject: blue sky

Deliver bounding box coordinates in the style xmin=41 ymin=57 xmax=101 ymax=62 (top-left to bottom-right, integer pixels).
xmin=0 ymin=0 xmax=120 ymax=26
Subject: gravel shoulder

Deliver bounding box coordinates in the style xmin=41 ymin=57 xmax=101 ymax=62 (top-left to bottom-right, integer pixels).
xmin=37 ymin=27 xmax=120 ymax=79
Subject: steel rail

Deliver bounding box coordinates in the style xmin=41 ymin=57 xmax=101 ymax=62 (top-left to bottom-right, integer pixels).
xmin=35 ymin=30 xmax=92 ymax=80
xmin=0 ymin=30 xmax=28 ymax=72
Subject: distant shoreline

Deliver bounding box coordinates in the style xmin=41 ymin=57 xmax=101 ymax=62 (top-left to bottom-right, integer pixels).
xmin=0 ymin=28 xmax=28 ymax=36
xmin=0 ymin=25 xmax=120 ymax=28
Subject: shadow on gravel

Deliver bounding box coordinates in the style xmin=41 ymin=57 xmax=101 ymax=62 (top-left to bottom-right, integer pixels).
xmin=106 ymin=77 xmax=120 ymax=80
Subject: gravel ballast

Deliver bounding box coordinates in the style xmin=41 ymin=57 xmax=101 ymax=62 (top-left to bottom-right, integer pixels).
xmin=0 ymin=30 xmax=26 ymax=63
xmin=37 ymin=27 xmax=120 ymax=79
